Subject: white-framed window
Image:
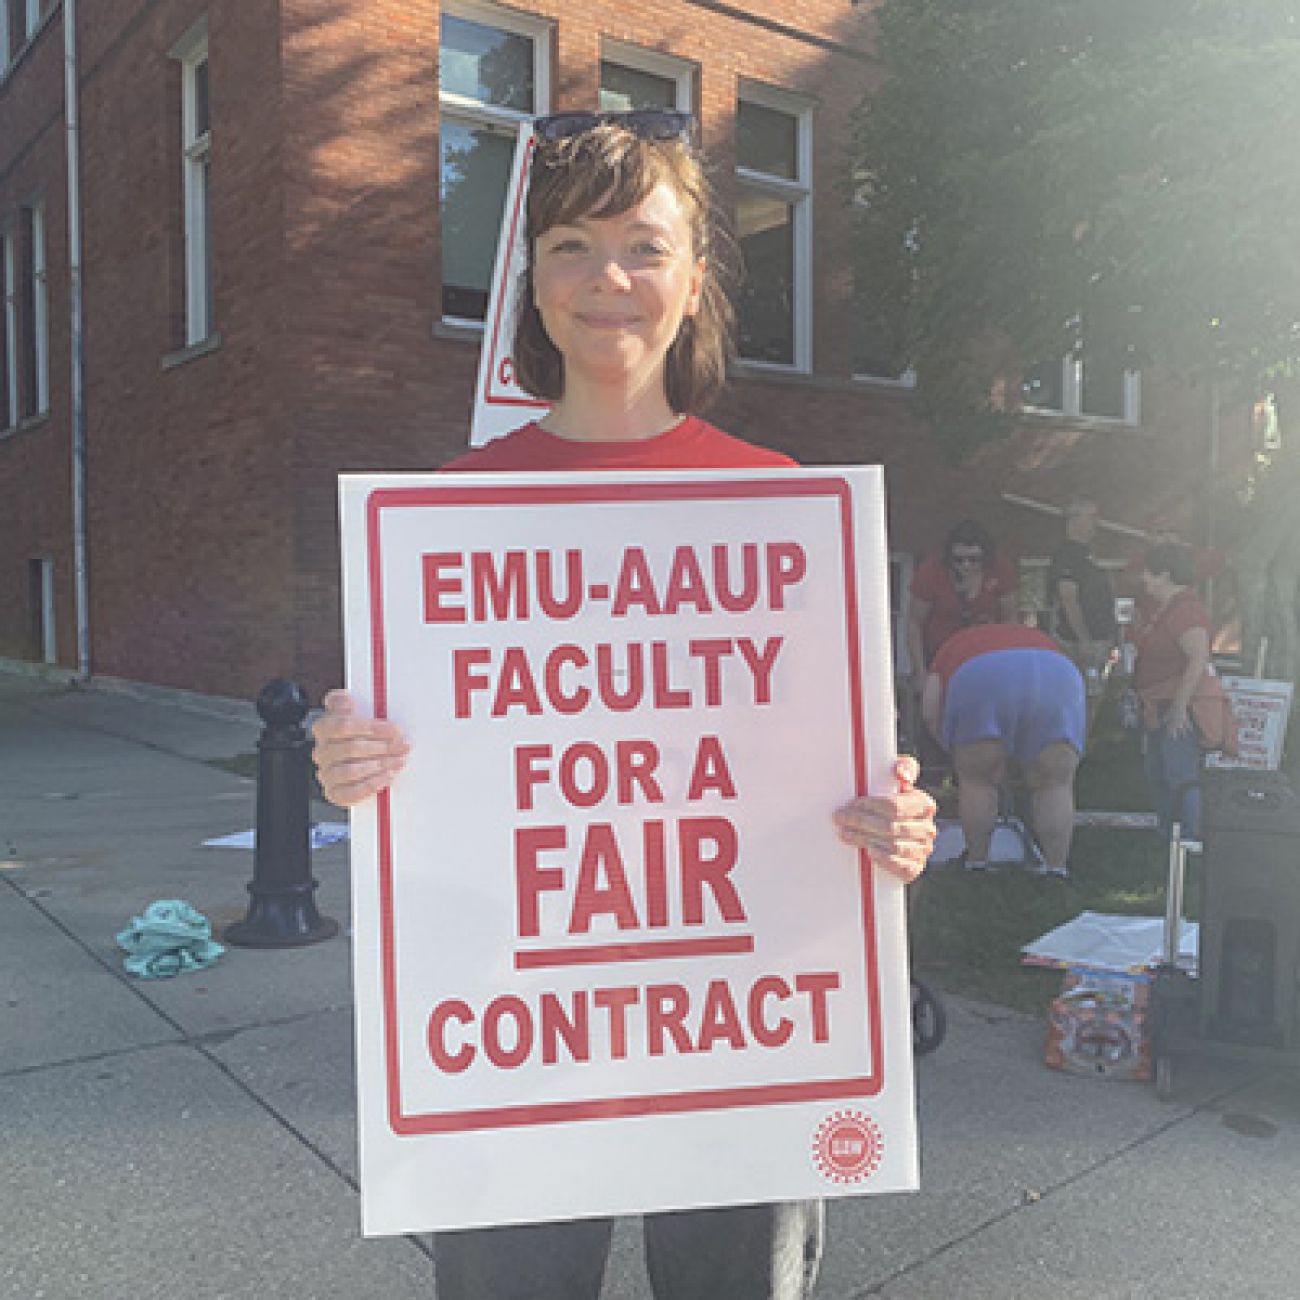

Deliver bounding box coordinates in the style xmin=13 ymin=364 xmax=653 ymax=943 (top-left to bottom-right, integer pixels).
xmin=1 ymin=224 xmax=16 ymax=429
xmin=27 ymin=201 xmax=47 ymax=415
xmin=29 ymin=555 xmax=55 ymax=664
xmin=598 ymin=40 xmax=692 ymax=113
xmin=1022 ymin=354 xmax=1141 ymax=426
xmin=439 ymin=0 xmax=549 ymax=324
xmin=735 ymin=85 xmax=812 ymax=372
xmin=172 ymin=20 xmax=213 ymax=346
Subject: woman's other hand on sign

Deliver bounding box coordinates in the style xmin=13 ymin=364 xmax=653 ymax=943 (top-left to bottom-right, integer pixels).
xmin=832 ymin=756 xmax=937 ymax=884
xmin=311 ymin=689 xmax=410 ymax=807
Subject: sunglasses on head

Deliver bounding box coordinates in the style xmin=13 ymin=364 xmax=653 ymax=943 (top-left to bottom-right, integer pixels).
xmin=533 ymin=108 xmax=696 ymax=145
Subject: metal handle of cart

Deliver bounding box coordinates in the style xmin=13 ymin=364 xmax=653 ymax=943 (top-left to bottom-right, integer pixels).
xmin=1162 ymin=820 xmax=1201 ymax=970
xmin=1155 ymin=780 xmax=1202 ymax=1099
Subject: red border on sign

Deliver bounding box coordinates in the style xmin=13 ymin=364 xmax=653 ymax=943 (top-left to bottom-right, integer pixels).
xmin=481 ymin=136 xmax=549 ymax=412
xmin=365 ymin=478 xmax=882 ymax=1135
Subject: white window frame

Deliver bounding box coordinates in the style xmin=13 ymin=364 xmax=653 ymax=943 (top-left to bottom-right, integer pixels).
xmin=2 ymin=224 xmax=16 ymax=429
xmin=438 ymin=0 xmax=550 ymax=330
xmin=29 ymin=200 xmax=48 ymax=414
xmin=735 ymin=82 xmax=813 ymax=374
xmin=1024 ymin=355 xmax=1141 ymax=426
xmin=599 ymin=39 xmax=693 ymax=112
xmin=172 ymin=19 xmax=212 ymax=347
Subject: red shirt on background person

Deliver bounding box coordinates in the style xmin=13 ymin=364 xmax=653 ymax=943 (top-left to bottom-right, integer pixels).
xmin=928 ymin=623 xmax=1062 ymax=692
xmin=907 ymin=520 xmax=1019 ymax=685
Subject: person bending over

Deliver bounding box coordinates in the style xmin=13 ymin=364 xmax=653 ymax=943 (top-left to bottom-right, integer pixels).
xmin=922 ymin=623 xmax=1084 ymax=877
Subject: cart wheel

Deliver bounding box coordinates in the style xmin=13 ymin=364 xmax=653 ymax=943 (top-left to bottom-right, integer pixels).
xmin=912 ymin=979 xmax=947 ymax=1055
xmin=1155 ymin=1055 xmax=1174 ymax=1101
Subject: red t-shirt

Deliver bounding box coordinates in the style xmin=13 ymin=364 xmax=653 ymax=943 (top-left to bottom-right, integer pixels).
xmin=910 ymin=551 xmax=1019 ymax=663
xmin=441 ymin=416 xmax=795 ymax=472
xmin=929 ymin=624 xmax=1060 ymax=690
xmin=1133 ymin=588 xmax=1210 ymax=689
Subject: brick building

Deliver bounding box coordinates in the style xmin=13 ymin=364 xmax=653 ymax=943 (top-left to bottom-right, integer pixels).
xmin=0 ymin=0 xmax=1245 ymax=701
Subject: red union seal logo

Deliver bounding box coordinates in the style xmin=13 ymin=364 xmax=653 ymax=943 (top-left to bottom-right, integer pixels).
xmin=811 ymin=1111 xmax=883 ymax=1184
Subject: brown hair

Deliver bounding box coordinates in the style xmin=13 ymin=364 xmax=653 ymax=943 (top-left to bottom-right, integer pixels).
xmin=512 ymin=122 xmax=733 ymax=413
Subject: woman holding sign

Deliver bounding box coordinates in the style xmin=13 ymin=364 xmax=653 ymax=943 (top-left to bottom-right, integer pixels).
xmin=314 ymin=110 xmax=936 ymax=1300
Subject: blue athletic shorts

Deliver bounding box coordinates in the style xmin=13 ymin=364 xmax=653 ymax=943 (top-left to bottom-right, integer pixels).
xmin=942 ymin=648 xmax=1086 ymax=763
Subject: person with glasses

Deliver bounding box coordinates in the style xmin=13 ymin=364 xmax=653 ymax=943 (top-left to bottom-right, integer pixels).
xmin=905 ymin=519 xmax=1019 ymax=700
xmin=311 ymin=110 xmax=938 ymax=1300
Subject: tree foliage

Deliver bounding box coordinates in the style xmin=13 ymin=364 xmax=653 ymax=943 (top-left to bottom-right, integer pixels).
xmin=853 ymin=0 xmax=1300 ymax=456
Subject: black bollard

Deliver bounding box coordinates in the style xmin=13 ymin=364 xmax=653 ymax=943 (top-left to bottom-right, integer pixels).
xmin=224 ymin=679 xmax=339 ymax=948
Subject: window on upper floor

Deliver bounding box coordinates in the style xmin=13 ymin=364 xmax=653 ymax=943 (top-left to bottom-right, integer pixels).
xmin=1 ymin=224 xmax=16 ymax=430
xmin=735 ymin=87 xmax=812 ymax=372
xmin=3 ymin=0 xmax=43 ymax=73
xmin=1022 ymin=350 xmax=1141 ymax=426
xmin=598 ymin=42 xmax=692 ymax=113
xmin=171 ymin=20 xmax=213 ymax=347
xmin=438 ymin=1 xmax=549 ymax=325
xmin=19 ymin=201 xmax=48 ymax=417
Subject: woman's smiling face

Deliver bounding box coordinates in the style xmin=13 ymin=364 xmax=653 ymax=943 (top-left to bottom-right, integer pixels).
xmin=531 ymin=180 xmax=705 ymax=398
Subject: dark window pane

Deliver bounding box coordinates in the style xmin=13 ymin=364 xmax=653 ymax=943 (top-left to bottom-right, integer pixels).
xmin=1 ymin=241 xmax=11 ymax=426
xmin=737 ymin=190 xmax=794 ymax=364
xmin=737 ymin=100 xmax=797 ymax=178
xmin=193 ymin=58 xmax=209 ymax=137
xmin=440 ymin=122 xmax=515 ymax=320
xmin=200 ymin=156 xmax=213 ymax=337
xmin=599 ymin=61 xmax=676 ymax=112
xmin=1022 ymin=358 xmax=1064 ymax=412
xmin=1081 ymin=353 xmax=1126 ymax=419
xmin=19 ymin=209 xmax=36 ymax=418
xmin=440 ymin=15 xmax=533 ymax=112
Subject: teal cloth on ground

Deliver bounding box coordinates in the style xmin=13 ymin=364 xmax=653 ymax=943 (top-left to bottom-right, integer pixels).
xmin=116 ymin=899 xmax=225 ymax=979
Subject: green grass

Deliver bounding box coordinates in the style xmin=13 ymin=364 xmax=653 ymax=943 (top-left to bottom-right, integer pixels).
xmin=912 ymin=697 xmax=1173 ymax=1014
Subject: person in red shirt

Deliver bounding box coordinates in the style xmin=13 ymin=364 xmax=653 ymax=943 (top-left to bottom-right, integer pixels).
xmin=921 ymin=623 xmax=1085 ymax=876
xmin=1133 ymin=542 xmax=1236 ymax=839
xmin=311 ymin=112 xmax=937 ymax=1300
xmin=906 ymin=520 xmax=1019 ymax=695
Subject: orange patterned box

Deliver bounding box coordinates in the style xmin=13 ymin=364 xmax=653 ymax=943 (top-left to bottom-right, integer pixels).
xmin=1045 ymin=967 xmax=1153 ymax=1082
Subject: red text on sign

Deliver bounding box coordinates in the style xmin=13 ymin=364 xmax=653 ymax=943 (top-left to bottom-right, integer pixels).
xmin=425 ymin=970 xmax=843 ymax=1073
xmin=423 ymin=542 xmax=807 ymax=624
xmin=514 ymin=817 xmax=745 ymax=937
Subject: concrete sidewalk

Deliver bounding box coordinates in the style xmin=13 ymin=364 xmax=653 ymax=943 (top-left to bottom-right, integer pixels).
xmin=2 ymin=668 xmax=1298 ymax=1299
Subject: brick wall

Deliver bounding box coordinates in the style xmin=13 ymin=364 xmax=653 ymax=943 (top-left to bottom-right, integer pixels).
xmin=0 ymin=0 xmax=1248 ymax=700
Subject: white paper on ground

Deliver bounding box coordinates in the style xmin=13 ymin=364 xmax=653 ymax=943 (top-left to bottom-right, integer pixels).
xmin=1022 ymin=910 xmax=1198 ymax=972
xmin=203 ymin=823 xmax=350 ymax=850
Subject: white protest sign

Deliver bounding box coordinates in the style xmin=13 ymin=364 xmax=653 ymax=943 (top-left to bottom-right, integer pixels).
xmin=468 ymin=122 xmax=549 ymax=447
xmin=1206 ymin=676 xmax=1293 ymax=770
xmin=340 ymin=467 xmax=917 ymax=1235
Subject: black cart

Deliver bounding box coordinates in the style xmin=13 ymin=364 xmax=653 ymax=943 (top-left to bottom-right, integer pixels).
xmin=1150 ymin=768 xmax=1300 ymax=1099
